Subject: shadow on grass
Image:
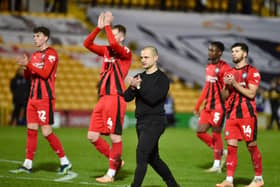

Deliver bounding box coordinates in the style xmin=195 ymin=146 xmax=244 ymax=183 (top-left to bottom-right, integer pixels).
xmin=90 ymin=169 xmax=133 ymax=181
xmin=197 ymin=162 xmax=228 ymax=173
xmin=33 ymin=162 xmax=59 ymax=172
xmin=197 ymin=162 xmax=212 ymax=169
xmin=234 ymin=177 xmax=251 ymax=186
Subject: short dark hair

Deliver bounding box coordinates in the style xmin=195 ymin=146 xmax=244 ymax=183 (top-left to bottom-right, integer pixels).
xmin=231 ymin=42 xmax=249 ymax=54
xmin=210 ymin=41 xmax=225 ymax=52
xmin=33 ymin=26 xmax=50 ymax=38
xmin=112 ymin=24 xmax=126 ymax=36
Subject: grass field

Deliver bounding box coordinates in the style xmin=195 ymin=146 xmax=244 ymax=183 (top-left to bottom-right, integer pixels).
xmin=0 ymin=126 xmax=279 ymax=187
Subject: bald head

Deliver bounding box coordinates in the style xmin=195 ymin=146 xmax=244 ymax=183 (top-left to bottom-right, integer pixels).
xmin=142 ymin=46 xmax=158 ymax=57
xmin=140 ymin=46 xmax=159 ymax=74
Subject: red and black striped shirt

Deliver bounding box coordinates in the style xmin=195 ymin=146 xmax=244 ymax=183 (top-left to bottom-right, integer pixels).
xmin=24 ymin=47 xmax=58 ymax=100
xmin=195 ymin=60 xmax=231 ymax=111
xmin=84 ymin=26 xmax=132 ymax=97
xmin=225 ymin=64 xmax=261 ymax=119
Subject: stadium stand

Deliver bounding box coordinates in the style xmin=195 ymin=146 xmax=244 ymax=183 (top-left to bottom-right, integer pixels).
xmin=78 ymin=0 xmax=279 ymax=16
xmin=0 ymin=0 xmax=279 ymax=126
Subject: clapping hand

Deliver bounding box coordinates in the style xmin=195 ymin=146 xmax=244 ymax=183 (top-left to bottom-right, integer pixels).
xmin=97 ymin=12 xmax=105 ymax=29
xmin=224 ymin=73 xmax=234 ymax=85
xmin=104 ymin=11 xmax=114 ymax=26
xmin=16 ymin=54 xmax=28 ymax=67
xmin=127 ymin=75 xmax=142 ymax=89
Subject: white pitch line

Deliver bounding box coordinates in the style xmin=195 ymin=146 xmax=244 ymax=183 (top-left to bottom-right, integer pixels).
xmin=54 ymin=171 xmax=78 ymax=182
xmin=0 ymin=175 xmax=128 ymax=186
xmin=0 ymin=158 xmax=127 ymax=186
xmin=0 ymin=159 xmax=22 ymax=164
xmin=0 ymin=158 xmax=78 ymax=182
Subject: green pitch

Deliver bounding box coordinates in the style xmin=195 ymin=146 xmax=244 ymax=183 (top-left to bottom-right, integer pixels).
xmin=0 ymin=126 xmax=279 ymax=187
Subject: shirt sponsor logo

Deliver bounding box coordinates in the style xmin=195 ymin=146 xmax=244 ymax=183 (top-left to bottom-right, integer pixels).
xmin=104 ymin=57 xmax=116 ymax=63
xmin=206 ymin=75 xmax=218 ymax=83
xmin=33 ymin=62 xmax=44 ymax=69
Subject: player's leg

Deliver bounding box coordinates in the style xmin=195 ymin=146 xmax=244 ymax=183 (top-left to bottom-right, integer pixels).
xmin=216 ymin=140 xmax=237 ymax=187
xmin=10 ymin=101 xmax=38 ymax=174
xmin=196 ymin=110 xmax=212 ymax=147
xmin=216 ymin=119 xmax=240 ymax=187
xmin=38 ymin=99 xmax=71 ymax=174
xmin=41 ymin=125 xmax=71 ymax=174
xmin=245 ymin=141 xmax=264 ymax=187
xmin=96 ymin=133 xmax=123 ymax=183
xmin=96 ymin=96 xmax=125 ymax=183
xmin=244 ymin=117 xmax=264 ymax=187
xmin=208 ymin=110 xmax=225 ymax=172
xmin=88 ymin=98 xmax=110 ymax=158
xmin=207 ymin=127 xmax=223 ymax=173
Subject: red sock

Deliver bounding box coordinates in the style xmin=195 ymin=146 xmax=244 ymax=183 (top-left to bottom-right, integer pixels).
xmin=226 ymin=145 xmax=238 ymax=177
xmin=46 ymin=133 xmax=65 ymax=158
xmin=212 ymin=132 xmax=223 ymax=160
xmin=93 ymin=137 xmax=110 ymax=158
xmin=26 ymin=129 xmax=38 ymax=160
xmin=109 ymin=141 xmax=122 ymax=170
xmin=248 ymin=145 xmax=263 ymax=176
xmin=197 ymin=132 xmax=213 ymax=148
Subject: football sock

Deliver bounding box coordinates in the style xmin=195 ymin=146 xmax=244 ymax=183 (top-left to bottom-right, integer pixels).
xmin=212 ymin=132 xmax=223 ymax=160
xmin=60 ymin=156 xmax=70 ymax=165
xmin=109 ymin=141 xmax=122 ymax=171
xmin=226 ymin=145 xmax=237 ymax=177
xmin=26 ymin=128 xmax=38 ymax=160
xmin=106 ymin=169 xmax=116 ymax=178
xmin=213 ymin=160 xmax=220 ymax=168
xmin=197 ymin=132 xmax=213 ymax=148
xmin=248 ymin=145 xmax=263 ymax=176
xmin=93 ymin=137 xmax=110 ymax=158
xmin=23 ymin=159 xmax=32 ymax=169
xmin=46 ymin=133 xmax=65 ymax=158
xmin=226 ymin=176 xmax=233 ymax=183
xmin=254 ymin=176 xmax=263 ymax=180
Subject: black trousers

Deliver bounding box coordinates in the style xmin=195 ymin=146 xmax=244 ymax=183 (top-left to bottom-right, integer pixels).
xmin=10 ymin=102 xmax=25 ymax=125
xmin=131 ymin=117 xmax=179 ymax=187
xmin=268 ymin=103 xmax=280 ymax=129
